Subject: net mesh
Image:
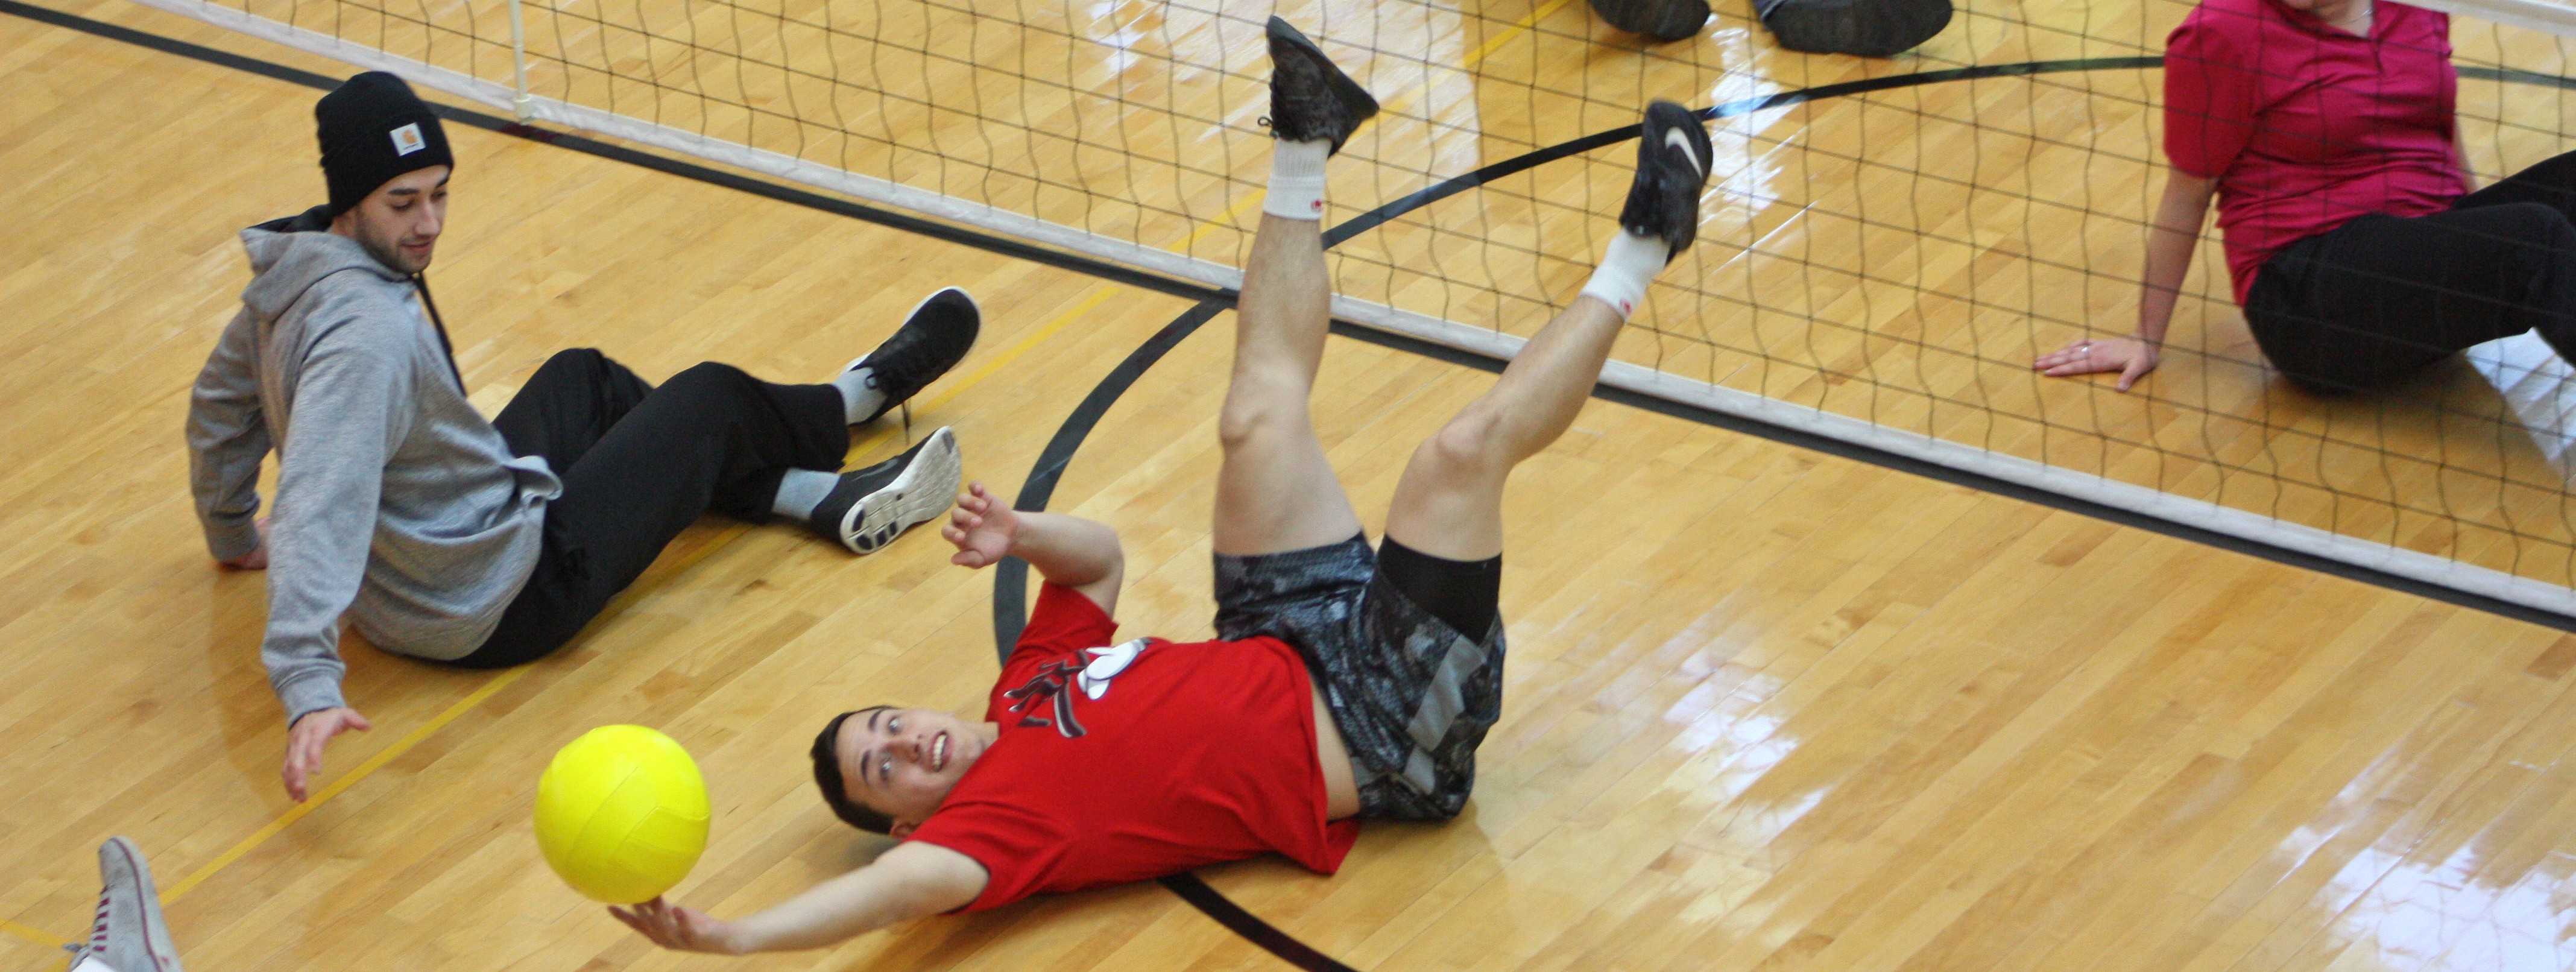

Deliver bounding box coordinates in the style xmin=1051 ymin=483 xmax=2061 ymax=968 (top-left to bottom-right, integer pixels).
xmin=146 ymin=0 xmax=2576 ymax=601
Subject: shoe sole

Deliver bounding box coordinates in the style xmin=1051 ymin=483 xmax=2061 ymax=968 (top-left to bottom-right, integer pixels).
xmin=98 ymin=837 xmax=178 ymax=972
xmin=839 ymin=426 xmax=962 ymax=555
xmin=1265 ymin=18 xmax=1380 ymax=130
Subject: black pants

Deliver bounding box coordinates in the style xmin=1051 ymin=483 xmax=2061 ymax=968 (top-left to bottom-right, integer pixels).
xmin=453 ymin=349 xmax=848 ymax=668
xmin=2244 ymin=150 xmax=2576 ymax=391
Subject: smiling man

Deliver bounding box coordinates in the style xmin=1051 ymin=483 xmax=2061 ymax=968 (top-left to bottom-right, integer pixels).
xmin=611 ymin=20 xmax=1713 ymax=955
xmin=189 ymin=72 xmax=977 ymax=803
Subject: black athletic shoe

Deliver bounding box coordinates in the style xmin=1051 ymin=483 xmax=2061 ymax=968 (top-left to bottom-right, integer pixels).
xmin=1262 ymin=17 xmax=1379 ymax=156
xmin=809 ymin=427 xmax=962 ymax=555
xmin=1757 ymin=0 xmax=1952 ymax=57
xmin=845 ymin=288 xmax=980 ymax=425
xmin=1588 ymin=0 xmax=1711 ymax=42
xmin=1620 ymin=100 xmax=1714 ymax=257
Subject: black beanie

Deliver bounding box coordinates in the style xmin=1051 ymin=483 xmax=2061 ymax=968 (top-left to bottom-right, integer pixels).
xmin=316 ymin=72 xmax=455 ymax=216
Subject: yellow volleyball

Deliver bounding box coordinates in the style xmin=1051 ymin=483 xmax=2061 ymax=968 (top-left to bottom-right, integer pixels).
xmin=533 ymin=725 xmax=710 ymax=904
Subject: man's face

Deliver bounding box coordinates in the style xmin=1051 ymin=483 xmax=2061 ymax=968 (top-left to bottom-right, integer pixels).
xmin=834 ymin=707 xmax=990 ymax=836
xmin=333 ymin=165 xmax=449 ymax=275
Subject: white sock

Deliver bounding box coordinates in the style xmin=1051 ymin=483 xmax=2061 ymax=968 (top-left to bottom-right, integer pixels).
xmin=1263 ymin=139 xmax=1332 ymax=221
xmin=773 ymin=469 xmax=840 ymax=519
xmin=71 ymin=956 xmax=122 ymax=972
xmin=834 ymin=367 xmax=886 ymax=424
xmin=1577 ymin=230 xmax=1670 ymax=319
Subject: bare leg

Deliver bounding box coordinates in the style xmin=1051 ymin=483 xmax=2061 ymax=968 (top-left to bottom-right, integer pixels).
xmin=1383 ymin=295 xmax=1626 ymax=561
xmin=1213 ymin=213 xmax=1364 ymax=556
xmin=1385 ymin=100 xmax=1709 ymax=562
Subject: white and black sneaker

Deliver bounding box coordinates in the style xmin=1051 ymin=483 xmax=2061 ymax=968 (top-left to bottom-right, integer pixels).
xmin=810 ymin=427 xmax=961 ymax=555
xmin=1621 ymin=100 xmax=1714 ymax=257
xmin=62 ymin=838 xmax=183 ymax=972
xmin=845 ymin=288 xmax=980 ymax=425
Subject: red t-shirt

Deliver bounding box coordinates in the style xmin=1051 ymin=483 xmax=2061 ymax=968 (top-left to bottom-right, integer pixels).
xmin=2164 ymin=0 xmax=2470 ymax=303
xmin=906 ymin=583 xmax=1360 ymax=911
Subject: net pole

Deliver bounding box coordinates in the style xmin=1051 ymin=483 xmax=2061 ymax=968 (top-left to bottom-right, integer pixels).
xmin=506 ymin=0 xmax=529 ymax=122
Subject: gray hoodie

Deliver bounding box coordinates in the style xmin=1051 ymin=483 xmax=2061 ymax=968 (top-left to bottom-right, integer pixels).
xmin=188 ymin=209 xmax=561 ymax=725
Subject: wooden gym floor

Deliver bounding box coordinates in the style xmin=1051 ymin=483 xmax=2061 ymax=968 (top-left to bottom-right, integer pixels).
xmin=4 ymin=0 xmax=2576 ymax=970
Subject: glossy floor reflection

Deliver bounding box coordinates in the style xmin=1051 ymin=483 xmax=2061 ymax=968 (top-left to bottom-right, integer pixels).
xmin=4 ymin=1 xmax=2575 ymax=971
xmin=149 ymin=0 xmax=2576 ymax=584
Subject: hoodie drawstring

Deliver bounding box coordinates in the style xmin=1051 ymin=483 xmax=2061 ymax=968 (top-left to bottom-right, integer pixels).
xmin=410 ymin=273 xmax=468 ymax=394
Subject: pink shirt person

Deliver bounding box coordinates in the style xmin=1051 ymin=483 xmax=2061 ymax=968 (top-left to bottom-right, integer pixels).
xmin=2164 ymin=0 xmax=2470 ymax=304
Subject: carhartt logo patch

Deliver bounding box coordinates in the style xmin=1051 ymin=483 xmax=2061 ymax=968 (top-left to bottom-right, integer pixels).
xmin=390 ymin=122 xmax=426 ymax=156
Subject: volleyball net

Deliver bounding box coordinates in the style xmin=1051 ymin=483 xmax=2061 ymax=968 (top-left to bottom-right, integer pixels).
xmin=119 ymin=0 xmax=2576 ymax=615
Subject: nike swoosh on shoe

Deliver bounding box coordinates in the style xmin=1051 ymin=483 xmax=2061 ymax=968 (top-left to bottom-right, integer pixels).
xmin=1665 ymin=127 xmax=1706 ymax=177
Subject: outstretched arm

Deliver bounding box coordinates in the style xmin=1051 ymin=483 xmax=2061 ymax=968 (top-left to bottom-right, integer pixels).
xmin=2034 ymin=169 xmax=2215 ymax=391
xmin=613 ymin=841 xmax=987 ymax=954
xmin=943 ymin=482 xmax=1125 ymax=616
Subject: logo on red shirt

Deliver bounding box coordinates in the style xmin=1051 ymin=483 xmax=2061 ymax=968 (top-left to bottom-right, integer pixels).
xmin=1000 ymin=639 xmax=1149 ymax=739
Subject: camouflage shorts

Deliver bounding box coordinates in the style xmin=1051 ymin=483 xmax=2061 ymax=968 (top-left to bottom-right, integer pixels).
xmin=1211 ymin=535 xmax=1506 ymax=821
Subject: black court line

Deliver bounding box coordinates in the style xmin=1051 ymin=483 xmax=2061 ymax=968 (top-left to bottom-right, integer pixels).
xmin=1329 ymin=55 xmax=2165 ymax=247
xmin=991 ymin=300 xmax=1229 ymax=650
xmin=0 ymin=0 xmax=1233 ymax=308
xmin=985 ymin=48 xmax=2576 ymax=972
xmin=1156 ymin=872 xmax=1364 ymax=972
xmin=17 ymin=2 xmax=2576 ymax=968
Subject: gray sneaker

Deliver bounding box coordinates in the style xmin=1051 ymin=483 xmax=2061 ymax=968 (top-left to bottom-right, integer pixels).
xmin=62 ymin=838 xmax=183 ymax=972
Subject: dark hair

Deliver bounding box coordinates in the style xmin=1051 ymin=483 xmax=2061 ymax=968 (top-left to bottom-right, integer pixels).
xmin=811 ymin=707 xmax=895 ymax=834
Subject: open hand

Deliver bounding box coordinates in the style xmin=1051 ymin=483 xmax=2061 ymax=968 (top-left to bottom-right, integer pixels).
xmin=282 ymin=706 xmax=370 ymax=801
xmin=941 ymin=482 xmax=1021 ymax=569
xmin=610 ymin=897 xmax=742 ymax=954
xmin=220 ymin=516 xmax=271 ymax=571
xmin=2035 ymin=336 xmax=2159 ymax=391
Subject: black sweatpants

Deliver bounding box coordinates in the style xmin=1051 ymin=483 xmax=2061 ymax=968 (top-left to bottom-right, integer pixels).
xmin=453 ymin=349 xmax=848 ymax=668
xmin=2244 ymin=151 xmax=2576 ymax=391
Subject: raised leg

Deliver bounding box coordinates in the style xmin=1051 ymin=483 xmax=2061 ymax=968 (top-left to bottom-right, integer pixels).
xmin=1386 ymin=100 xmax=1711 ymax=561
xmin=1213 ymin=213 xmax=1364 ymax=555
xmin=1383 ymin=297 xmax=1628 ymax=560
xmin=1212 ymin=18 xmax=1381 ymax=557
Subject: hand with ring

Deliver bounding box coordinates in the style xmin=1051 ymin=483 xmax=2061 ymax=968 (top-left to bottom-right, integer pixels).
xmin=2035 ymin=335 xmax=2159 ymax=392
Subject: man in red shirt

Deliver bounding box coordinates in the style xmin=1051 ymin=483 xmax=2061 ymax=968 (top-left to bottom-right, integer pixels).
xmin=612 ymin=17 xmax=1713 ymax=953
xmin=2036 ymin=0 xmax=2576 ymax=392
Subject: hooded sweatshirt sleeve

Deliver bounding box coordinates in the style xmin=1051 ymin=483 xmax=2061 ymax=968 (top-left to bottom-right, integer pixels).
xmin=187 ymin=308 xmax=273 ymax=562
xmin=264 ymin=311 xmax=417 ymax=724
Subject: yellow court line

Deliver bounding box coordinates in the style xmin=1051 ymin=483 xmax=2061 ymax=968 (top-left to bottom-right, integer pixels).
xmin=159 ymin=666 xmax=532 ymax=904
xmin=860 ymin=285 xmax=1125 ymax=455
xmin=2 ymin=918 xmax=64 ymax=948
xmin=1465 ymin=0 xmax=1579 ymax=70
xmin=836 ymin=283 xmax=1126 ymax=469
xmin=1172 ymin=0 xmax=1578 ymax=254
